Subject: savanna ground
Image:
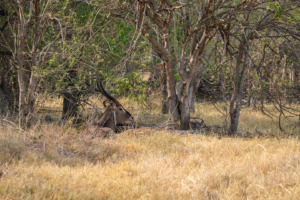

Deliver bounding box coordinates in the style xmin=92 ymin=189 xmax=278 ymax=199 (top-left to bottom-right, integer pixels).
xmin=0 ymin=95 xmax=300 ymax=199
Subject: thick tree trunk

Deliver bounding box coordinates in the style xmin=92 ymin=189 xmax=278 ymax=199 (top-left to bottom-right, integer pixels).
xmin=165 ymin=59 xmax=180 ymax=122
xmin=62 ymin=69 xmax=79 ymax=120
xmin=161 ymin=62 xmax=169 ymax=114
xmin=62 ymin=92 xmax=79 ymax=119
xmin=177 ymin=69 xmax=200 ymax=130
xmin=179 ymin=81 xmax=190 ymax=130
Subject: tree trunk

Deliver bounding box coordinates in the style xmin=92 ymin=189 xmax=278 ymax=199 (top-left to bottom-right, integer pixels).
xmin=246 ymin=60 xmax=252 ymax=107
xmin=177 ymin=68 xmax=201 ymax=130
xmin=165 ymin=59 xmax=180 ymax=122
xmin=229 ymin=41 xmax=249 ymax=135
xmin=180 ymin=81 xmax=190 ymax=130
xmin=188 ymin=72 xmax=201 ymax=113
xmin=0 ymin=88 xmax=7 ymax=114
xmin=17 ymin=47 xmax=26 ymax=127
xmin=0 ymin=74 xmax=15 ymax=113
xmin=26 ymin=0 xmax=40 ymax=127
xmin=62 ymin=69 xmax=79 ymax=120
xmin=161 ymin=62 xmax=169 ymax=114
xmin=26 ymin=67 xmax=36 ymax=127
xmin=282 ymin=55 xmax=287 ymax=80
xmin=290 ymin=63 xmax=295 ymax=84
xmin=62 ymin=92 xmax=79 ymax=119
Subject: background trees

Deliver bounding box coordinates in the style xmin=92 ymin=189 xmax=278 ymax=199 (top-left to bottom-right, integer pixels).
xmin=0 ymin=0 xmax=299 ymax=134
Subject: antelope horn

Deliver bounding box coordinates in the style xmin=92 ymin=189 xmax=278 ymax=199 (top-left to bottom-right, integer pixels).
xmin=97 ymin=81 xmax=106 ymax=97
xmin=97 ymin=78 xmax=121 ymax=106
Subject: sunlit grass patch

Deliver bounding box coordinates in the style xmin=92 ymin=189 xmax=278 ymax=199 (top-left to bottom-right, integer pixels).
xmin=2 ymin=95 xmax=297 ymax=198
xmin=0 ymin=125 xmax=300 ymax=199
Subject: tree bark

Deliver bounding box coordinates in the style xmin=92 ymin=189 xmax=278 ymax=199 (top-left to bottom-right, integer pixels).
xmin=188 ymin=72 xmax=201 ymax=113
xmin=179 ymin=79 xmax=191 ymax=130
xmin=62 ymin=92 xmax=79 ymax=119
xmin=27 ymin=60 xmax=38 ymax=127
xmin=17 ymin=41 xmax=26 ymax=127
xmin=165 ymin=59 xmax=180 ymax=122
xmin=26 ymin=0 xmax=41 ymax=127
xmin=229 ymin=41 xmax=249 ymax=135
xmin=0 ymin=73 xmax=15 ymax=113
xmin=62 ymin=69 xmax=80 ymax=120
xmin=160 ymin=62 xmax=169 ymax=114
xmin=246 ymin=60 xmax=252 ymax=107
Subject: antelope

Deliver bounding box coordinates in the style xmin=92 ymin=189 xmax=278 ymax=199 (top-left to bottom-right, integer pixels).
xmin=85 ymin=79 xmax=133 ymax=138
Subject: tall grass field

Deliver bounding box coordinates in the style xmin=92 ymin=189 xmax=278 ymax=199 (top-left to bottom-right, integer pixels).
xmin=0 ymin=97 xmax=299 ymax=199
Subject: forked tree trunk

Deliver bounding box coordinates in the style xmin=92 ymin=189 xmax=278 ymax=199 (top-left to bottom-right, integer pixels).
xmin=177 ymin=27 xmax=213 ymax=130
xmin=177 ymin=70 xmax=201 ymax=130
xmin=134 ymin=1 xmax=215 ymax=128
xmin=26 ymin=0 xmax=40 ymax=127
xmin=178 ymin=76 xmax=201 ymax=130
xmin=12 ymin=0 xmax=45 ymax=128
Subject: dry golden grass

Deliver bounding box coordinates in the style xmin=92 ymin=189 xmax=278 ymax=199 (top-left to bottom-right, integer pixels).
xmin=0 ymin=125 xmax=300 ymax=199
xmin=1 ymin=96 xmax=299 ymax=199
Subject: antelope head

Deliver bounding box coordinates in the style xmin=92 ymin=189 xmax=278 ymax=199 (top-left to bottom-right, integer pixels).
xmin=95 ymin=78 xmax=133 ymax=132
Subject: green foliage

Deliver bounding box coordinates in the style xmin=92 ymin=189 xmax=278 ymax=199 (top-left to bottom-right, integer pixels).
xmin=174 ymin=70 xmax=181 ymax=82
xmin=267 ymin=1 xmax=283 ymax=20
xmin=100 ymin=72 xmax=149 ymax=105
xmin=2 ymin=0 xmax=299 ymax=121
